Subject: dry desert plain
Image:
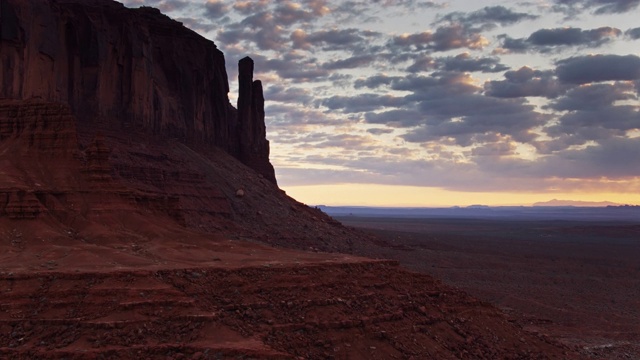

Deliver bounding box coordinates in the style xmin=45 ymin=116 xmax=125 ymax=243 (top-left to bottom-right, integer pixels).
xmin=338 ymin=215 xmax=640 ymax=359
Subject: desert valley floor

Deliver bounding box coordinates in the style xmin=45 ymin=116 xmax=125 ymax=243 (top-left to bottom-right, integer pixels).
xmin=339 ymin=216 xmax=640 ymax=359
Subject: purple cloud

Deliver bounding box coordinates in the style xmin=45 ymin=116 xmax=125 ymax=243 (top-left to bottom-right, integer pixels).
xmin=556 ymin=54 xmax=640 ymax=84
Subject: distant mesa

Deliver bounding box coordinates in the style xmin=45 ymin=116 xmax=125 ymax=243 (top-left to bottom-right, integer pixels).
xmin=533 ymin=199 xmax=621 ymax=207
xmin=465 ymin=204 xmax=490 ymax=209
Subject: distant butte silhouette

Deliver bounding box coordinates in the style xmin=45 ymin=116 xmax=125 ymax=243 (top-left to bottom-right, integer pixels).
xmin=0 ymin=0 xmax=581 ymax=358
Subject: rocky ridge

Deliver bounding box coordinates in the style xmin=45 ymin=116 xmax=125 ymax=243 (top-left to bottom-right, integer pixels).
xmin=0 ymin=261 xmax=580 ymax=359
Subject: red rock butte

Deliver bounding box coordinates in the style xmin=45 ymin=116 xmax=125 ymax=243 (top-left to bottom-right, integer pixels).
xmin=0 ymin=0 xmax=580 ymax=358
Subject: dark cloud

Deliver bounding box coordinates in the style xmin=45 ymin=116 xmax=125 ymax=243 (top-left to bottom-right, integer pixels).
xmin=216 ymin=29 xmax=245 ymax=46
xmin=303 ymin=0 xmax=332 ymax=15
xmin=291 ymin=28 xmax=379 ymax=51
xmin=416 ymin=1 xmax=445 ymax=9
xmin=377 ymin=51 xmax=416 ymax=65
xmin=569 ymin=137 xmax=640 ymax=177
xmin=322 ymin=55 xmax=376 ymax=70
xmin=437 ymin=6 xmax=538 ymax=30
xmin=272 ymin=133 xmax=377 ymax=152
xmin=485 ymin=67 xmax=564 ymax=98
xmin=368 ymin=0 xmax=443 ymax=8
xmin=235 ymin=3 xmax=321 ymax=28
xmin=270 ymin=131 xmax=333 ymax=146
xmin=471 ymin=141 xmax=517 ymax=157
xmin=406 ymin=56 xmax=436 ymax=73
xmin=539 ymin=137 xmax=640 ymax=178
xmin=353 ymin=72 xmax=545 ymax=145
xmin=204 ymin=0 xmax=229 ymax=18
xmin=272 ymin=3 xmax=317 ymax=25
xmin=270 ymin=62 xmax=330 ymax=81
xmin=469 ymin=136 xmax=640 ymax=185
xmin=354 ymin=75 xmax=395 ymax=89
xmin=528 ymin=27 xmax=620 ymax=46
xmin=411 ymin=95 xmax=543 ymax=141
xmin=232 ymin=1 xmax=269 ymax=15
xmin=264 ymin=85 xmax=314 ymax=105
xmin=217 ymin=1 xmax=334 ymax=51
xmin=551 ymin=0 xmax=640 ymax=15
xmin=626 ymin=27 xmax=640 ymax=40
xmin=389 ymin=24 xmax=488 ymax=52
xmin=551 ymin=105 xmax=639 ymax=134
xmin=535 ymin=82 xmax=639 ymax=152
xmin=327 ymin=73 xmax=355 ymax=88
xmin=365 ymin=109 xmax=425 ymax=127
xmin=342 ymin=0 xmax=443 ymax=9
xmin=402 ymin=72 xmax=482 ymax=99
xmin=549 ymin=82 xmax=637 ymax=111
xmin=367 ymin=128 xmax=394 ymax=135
xmin=322 ymin=94 xmax=407 ymax=113
xmin=498 ymin=27 xmax=621 ymax=53
xmin=555 ymin=54 xmax=640 ymax=84
xmin=532 ymin=134 xmax=590 ymax=154
xmin=265 ymin=104 xmax=339 ymax=126
xmin=436 ymin=53 xmax=509 ymax=73
xmin=389 ymin=32 xmax=433 ymax=49
xmin=356 ymin=72 xmax=479 ymax=99
xmin=494 ymin=35 xmax=528 ymax=53
xmin=217 ymin=12 xmax=289 ymax=51
xmin=430 ymin=24 xmax=488 ymax=51
xmin=333 ymin=0 xmax=444 ymax=22
xmin=314 ymin=134 xmax=377 ymax=150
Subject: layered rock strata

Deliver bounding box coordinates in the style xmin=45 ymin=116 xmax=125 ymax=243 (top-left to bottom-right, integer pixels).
xmin=0 ymin=99 xmax=215 ymax=229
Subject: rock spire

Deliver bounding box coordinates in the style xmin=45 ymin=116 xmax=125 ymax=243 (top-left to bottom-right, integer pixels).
xmin=0 ymin=0 xmax=276 ymax=181
xmin=237 ymin=57 xmax=276 ymax=184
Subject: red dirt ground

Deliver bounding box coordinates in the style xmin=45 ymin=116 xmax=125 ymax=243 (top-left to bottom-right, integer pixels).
xmin=0 ymin=233 xmax=581 ymax=359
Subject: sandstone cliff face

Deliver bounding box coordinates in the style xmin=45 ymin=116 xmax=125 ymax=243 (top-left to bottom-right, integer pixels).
xmin=0 ymin=99 xmax=221 ymax=229
xmin=0 ymin=0 xmax=366 ymax=254
xmin=0 ymin=0 xmax=275 ymax=182
xmin=237 ymin=57 xmax=275 ymax=183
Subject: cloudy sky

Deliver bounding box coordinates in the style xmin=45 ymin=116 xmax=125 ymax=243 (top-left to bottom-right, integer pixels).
xmin=122 ymin=0 xmax=640 ymax=206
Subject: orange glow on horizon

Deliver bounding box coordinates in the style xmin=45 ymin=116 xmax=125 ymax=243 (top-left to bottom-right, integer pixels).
xmin=281 ymin=184 xmax=640 ymax=207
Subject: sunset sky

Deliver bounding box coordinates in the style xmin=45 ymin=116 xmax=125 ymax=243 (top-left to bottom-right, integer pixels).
xmin=122 ymin=0 xmax=640 ymax=206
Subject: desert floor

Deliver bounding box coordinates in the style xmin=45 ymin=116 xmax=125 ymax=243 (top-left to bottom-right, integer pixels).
xmin=339 ymin=216 xmax=640 ymax=359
